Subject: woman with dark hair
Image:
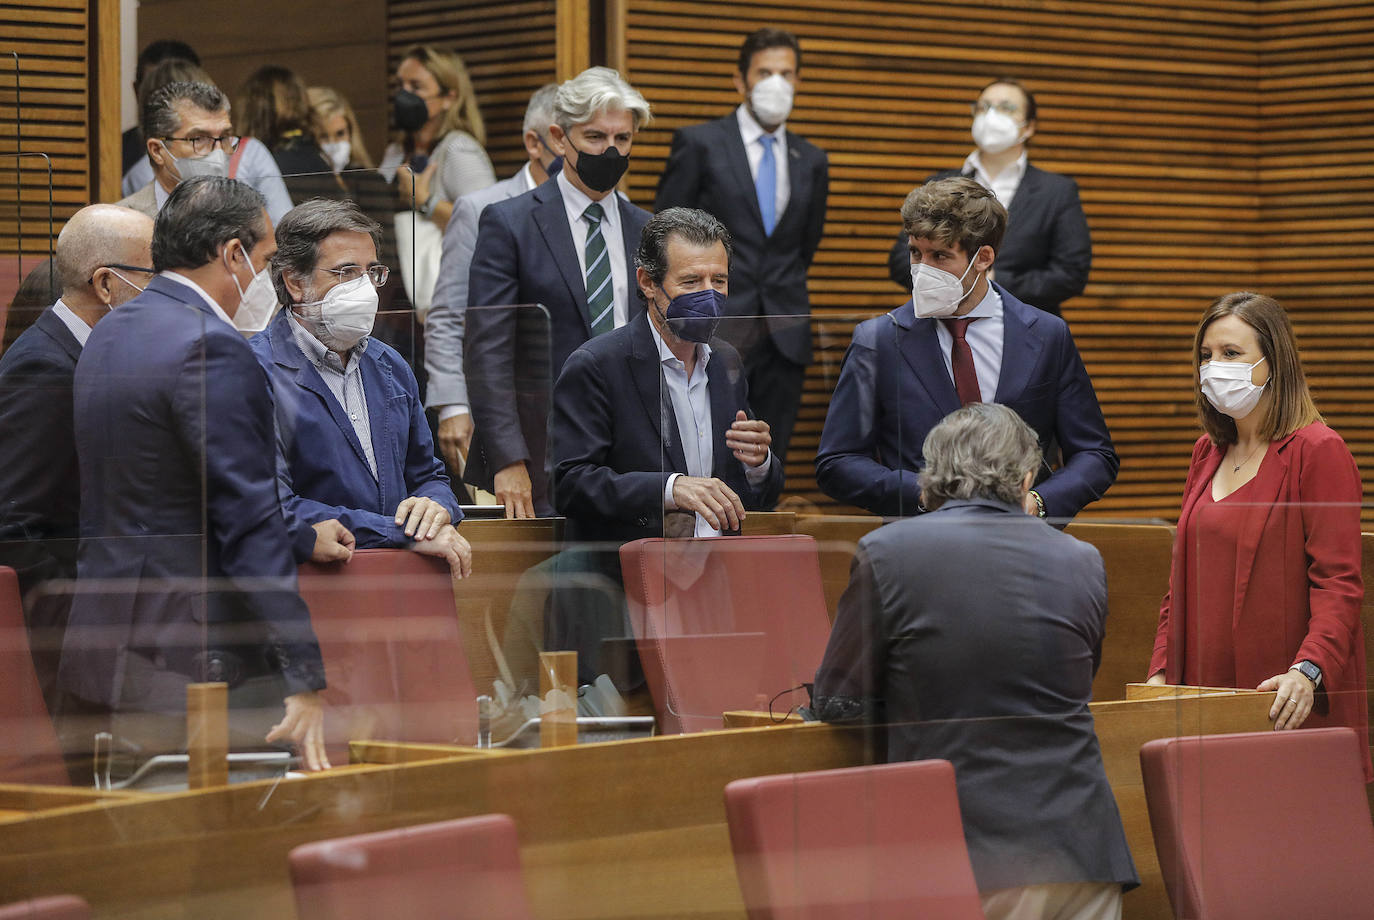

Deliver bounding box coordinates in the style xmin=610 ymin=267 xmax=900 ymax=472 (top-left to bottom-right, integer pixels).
xmin=1148 ymin=291 xmax=1369 ymax=780
xmin=236 ymin=66 xmax=337 ymax=205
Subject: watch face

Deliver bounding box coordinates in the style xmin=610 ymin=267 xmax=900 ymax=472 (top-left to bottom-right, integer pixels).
xmin=1297 ymin=661 xmax=1321 ymax=682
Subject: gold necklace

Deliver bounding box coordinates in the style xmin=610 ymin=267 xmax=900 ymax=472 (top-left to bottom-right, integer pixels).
xmin=1231 ymin=442 xmax=1265 ymax=473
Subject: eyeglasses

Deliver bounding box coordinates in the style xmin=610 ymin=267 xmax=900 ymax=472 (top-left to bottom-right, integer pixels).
xmin=88 ymin=264 xmax=156 ymax=285
xmin=318 ymin=263 xmax=390 ymax=287
xmin=160 ymin=134 xmax=240 ymax=156
xmin=972 ymin=101 xmax=1022 ymax=117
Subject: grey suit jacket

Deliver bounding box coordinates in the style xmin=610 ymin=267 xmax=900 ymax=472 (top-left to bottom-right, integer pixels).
xmin=115 ymin=182 xmax=158 ymax=218
xmin=812 ymin=499 xmax=1138 ymax=893
xmin=423 ymin=167 xmax=532 ymax=410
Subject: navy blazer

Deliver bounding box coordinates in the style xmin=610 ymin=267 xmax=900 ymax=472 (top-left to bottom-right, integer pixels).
xmin=0 ymin=307 xmax=83 ymax=591
xmin=465 ymin=178 xmax=650 ymax=511
xmin=551 ymin=312 xmax=784 ymax=545
xmin=814 ymin=285 xmax=1118 ymax=518
xmin=887 ymin=164 xmax=1092 ymax=316
xmin=654 ymin=113 xmax=829 ymax=365
xmin=250 ymin=310 xmax=460 ymax=559
xmin=61 ymin=275 xmax=324 ymax=709
xmin=812 ymin=499 xmax=1138 ymax=892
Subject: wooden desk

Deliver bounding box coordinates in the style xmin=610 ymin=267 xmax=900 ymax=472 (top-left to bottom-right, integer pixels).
xmin=0 ymin=690 xmax=1272 ymax=920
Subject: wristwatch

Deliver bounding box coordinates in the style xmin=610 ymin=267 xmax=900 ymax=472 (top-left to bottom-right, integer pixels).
xmin=1290 ymin=660 xmax=1322 ymax=687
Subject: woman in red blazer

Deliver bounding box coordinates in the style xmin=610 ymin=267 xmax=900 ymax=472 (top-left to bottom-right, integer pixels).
xmin=1148 ymin=292 xmax=1370 ymax=780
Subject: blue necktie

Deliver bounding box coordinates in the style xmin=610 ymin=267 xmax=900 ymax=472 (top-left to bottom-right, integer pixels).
xmin=756 ymin=135 xmax=777 ymax=236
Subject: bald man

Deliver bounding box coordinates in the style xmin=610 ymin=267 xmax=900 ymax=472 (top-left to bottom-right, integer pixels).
xmin=0 ymin=205 xmax=155 ymax=707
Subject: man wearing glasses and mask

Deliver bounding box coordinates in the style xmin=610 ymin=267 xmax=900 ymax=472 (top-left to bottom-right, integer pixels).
xmin=0 ymin=204 xmax=153 ymax=710
xmin=250 ymin=199 xmax=472 ymax=577
xmin=886 ymin=79 xmax=1092 ymax=319
xmin=116 ymin=81 xmax=241 ymax=218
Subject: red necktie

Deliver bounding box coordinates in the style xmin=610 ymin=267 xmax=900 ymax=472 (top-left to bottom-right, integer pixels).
xmin=941 ymin=317 xmax=983 ymax=406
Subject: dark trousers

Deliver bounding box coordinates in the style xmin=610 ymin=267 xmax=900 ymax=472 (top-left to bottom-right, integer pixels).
xmin=740 ymin=335 xmax=806 ymax=484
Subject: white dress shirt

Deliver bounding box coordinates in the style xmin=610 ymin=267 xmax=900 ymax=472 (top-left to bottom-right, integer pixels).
xmin=736 ymin=105 xmax=790 ymax=218
xmin=51 ymin=299 xmax=93 ymax=347
xmin=288 ymin=314 xmax=377 ymax=478
xmin=557 ymin=170 xmax=630 ymax=329
xmin=160 ymin=270 xmax=235 ymax=329
xmin=652 ymin=321 xmax=772 ymax=537
xmin=934 ymin=283 xmax=1005 ymax=402
xmin=963 ymin=150 xmax=1028 ymax=209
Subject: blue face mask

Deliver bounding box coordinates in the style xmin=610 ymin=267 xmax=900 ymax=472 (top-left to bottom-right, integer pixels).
xmin=536 ymin=133 xmax=563 ymax=179
xmin=661 ymin=286 xmax=725 ymax=343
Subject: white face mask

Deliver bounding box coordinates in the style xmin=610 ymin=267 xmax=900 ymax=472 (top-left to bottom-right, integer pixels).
xmin=971 ymin=109 xmax=1024 ymax=155
xmin=294 ymin=275 xmax=379 ymax=351
xmin=1200 ymin=357 xmax=1268 ymax=419
xmin=164 ymin=143 xmax=230 ymax=183
xmin=910 ymin=252 xmax=983 ymax=318
xmin=749 ymin=74 xmax=794 ymax=128
xmin=225 ymin=243 xmax=277 ymax=336
xmin=321 ymin=140 xmax=351 ymax=173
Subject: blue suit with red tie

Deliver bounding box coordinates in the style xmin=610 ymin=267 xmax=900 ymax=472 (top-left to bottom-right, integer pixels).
xmin=815 ymin=284 xmax=1117 ymax=519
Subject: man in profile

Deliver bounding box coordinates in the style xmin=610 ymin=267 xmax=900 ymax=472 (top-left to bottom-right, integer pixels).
xmin=424 ymin=82 xmax=561 ymax=476
xmin=61 ymin=177 xmax=337 ymax=778
xmin=655 ymin=27 xmax=829 ymax=467
xmin=886 ymin=79 xmax=1091 ymax=318
xmin=466 ymin=67 xmax=653 ymax=519
xmin=812 ymin=403 xmax=1138 ymax=919
xmin=816 ymin=176 xmax=1116 ymax=520
xmin=253 ymin=198 xmax=470 ymax=576
xmin=0 ymin=204 xmax=154 ymax=707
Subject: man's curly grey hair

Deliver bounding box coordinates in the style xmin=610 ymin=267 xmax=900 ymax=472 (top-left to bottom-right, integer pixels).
xmin=919 ymin=403 xmax=1040 ymax=508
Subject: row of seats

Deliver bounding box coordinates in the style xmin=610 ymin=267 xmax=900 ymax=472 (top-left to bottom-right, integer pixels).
xmin=280 ymin=728 xmax=1373 ymax=920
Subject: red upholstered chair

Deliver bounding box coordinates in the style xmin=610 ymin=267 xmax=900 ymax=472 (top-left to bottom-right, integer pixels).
xmin=289 ymin=813 xmax=534 ymax=920
xmin=724 ymin=760 xmax=986 ymax=920
xmin=0 ymin=896 xmax=90 ymax=920
xmin=297 ymin=550 xmax=478 ymax=761
xmin=1140 ymin=727 xmax=1374 ymax=919
xmin=619 ymin=535 xmax=832 ymax=733
xmin=0 ymin=566 xmax=67 ymax=785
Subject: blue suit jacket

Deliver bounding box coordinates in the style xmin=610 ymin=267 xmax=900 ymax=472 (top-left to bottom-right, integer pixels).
xmin=465 ymin=178 xmax=651 ymax=512
xmin=62 ymin=275 xmax=323 ymax=709
xmin=551 ymin=312 xmax=784 ymax=545
xmin=815 ymin=285 xmax=1118 ymax=518
xmin=250 ymin=309 xmax=460 ymax=558
xmin=0 ymin=307 xmax=83 ymax=591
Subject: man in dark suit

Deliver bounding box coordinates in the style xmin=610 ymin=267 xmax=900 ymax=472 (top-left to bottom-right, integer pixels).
xmin=655 ymin=28 xmax=829 ymax=467
xmin=0 ymin=204 xmax=154 ymax=709
xmin=252 ymin=199 xmax=470 ymax=575
xmin=547 ymin=207 xmax=783 ymax=684
xmin=812 ymin=403 xmax=1139 ymax=918
xmin=816 ymin=177 xmax=1116 ymax=520
xmin=886 ymin=79 xmax=1092 ymax=318
xmin=60 ymin=177 xmax=335 ymax=777
xmin=466 ymin=67 xmax=653 ymax=519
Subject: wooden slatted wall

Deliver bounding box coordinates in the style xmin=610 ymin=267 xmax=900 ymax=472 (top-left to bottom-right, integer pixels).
xmin=622 ymin=0 xmax=1270 ymax=520
xmin=0 ymin=0 xmax=117 ymax=269
xmin=388 ymin=0 xmax=559 ymax=181
xmin=1258 ymin=2 xmax=1374 ymax=524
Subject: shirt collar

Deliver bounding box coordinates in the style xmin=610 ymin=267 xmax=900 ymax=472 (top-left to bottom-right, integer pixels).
xmin=963 ymin=150 xmax=1028 ymax=190
xmin=557 ymin=169 xmax=619 ymax=227
xmin=737 ymin=104 xmax=786 ymax=144
xmin=516 ymin=161 xmax=537 ymax=193
xmin=154 ymin=180 xmax=171 ymax=212
xmin=159 ymin=270 xmax=235 ymax=328
xmin=51 ymin=298 xmax=93 ymax=347
xmin=648 ymin=313 xmax=711 ymax=375
xmin=286 ymin=308 xmax=368 ymax=371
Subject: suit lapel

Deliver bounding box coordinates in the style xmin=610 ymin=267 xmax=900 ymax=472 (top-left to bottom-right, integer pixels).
xmin=719 ymin=117 xmax=765 ymax=231
xmin=358 ymin=350 xmax=392 ymax=497
xmin=532 ymin=182 xmax=592 ymax=333
xmin=705 ymin=348 xmax=740 ymax=476
xmin=1229 ymin=434 xmax=1294 ymax=626
xmin=270 ymin=314 xmax=373 ymax=471
xmin=994 ymin=290 xmax=1044 ymax=402
xmin=616 ymin=196 xmax=647 ymax=323
xmin=894 ymin=306 xmax=961 ymax=417
xmin=627 ymin=316 xmax=689 ymax=474
xmin=1006 ymin=164 xmax=1042 ymax=222
xmin=778 ymin=131 xmax=808 ymax=230
xmin=35 ymin=309 xmax=82 ymax=363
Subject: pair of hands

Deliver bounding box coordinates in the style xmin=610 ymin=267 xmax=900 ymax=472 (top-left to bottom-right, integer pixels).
xmin=1145 ymin=669 xmax=1316 ymax=730
xmin=492 ymin=411 xmax=773 ymax=522
xmin=307 ymin=496 xmax=472 ymax=577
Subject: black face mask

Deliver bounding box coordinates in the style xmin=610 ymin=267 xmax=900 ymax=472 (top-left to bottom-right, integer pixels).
xmin=568 ymin=140 xmax=629 ymax=193
xmin=393 ymin=89 xmax=429 ymax=133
